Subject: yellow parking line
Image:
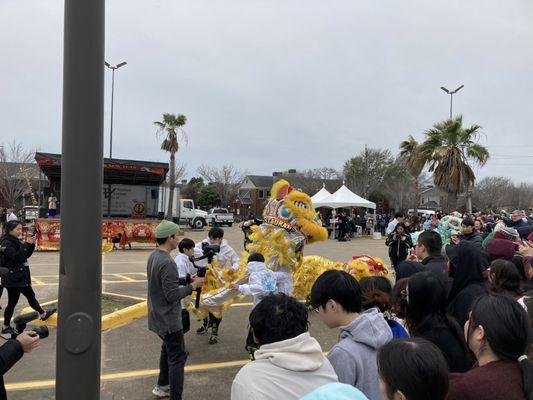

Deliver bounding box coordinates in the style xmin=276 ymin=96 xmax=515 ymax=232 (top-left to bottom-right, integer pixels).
xmin=102 ymin=292 xmax=146 ymax=301
xmin=30 ymin=261 xmax=147 ymax=266
xmin=29 ymin=280 xmax=148 ymax=287
xmin=30 ymin=277 xmax=46 ymax=286
xmin=112 ymin=274 xmax=137 ymax=282
xmin=6 ymin=359 xmax=250 ymax=391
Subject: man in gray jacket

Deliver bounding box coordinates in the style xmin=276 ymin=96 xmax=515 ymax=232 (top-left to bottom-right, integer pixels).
xmin=311 ymin=270 xmax=392 ymax=400
xmin=148 ymin=220 xmax=204 ymax=399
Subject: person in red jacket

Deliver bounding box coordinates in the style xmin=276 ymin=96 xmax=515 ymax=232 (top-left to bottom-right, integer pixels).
xmin=447 ymin=294 xmax=533 ymax=400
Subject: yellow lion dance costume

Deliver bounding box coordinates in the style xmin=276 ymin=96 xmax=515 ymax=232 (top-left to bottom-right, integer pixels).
xmin=190 ymin=179 xmax=389 ymax=317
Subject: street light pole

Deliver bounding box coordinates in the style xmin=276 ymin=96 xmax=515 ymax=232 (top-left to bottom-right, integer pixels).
xmin=56 ymin=0 xmax=104 ymax=398
xmin=440 ymin=85 xmax=464 ymax=119
xmin=440 ymin=84 xmax=474 ymax=214
xmin=104 ymin=61 xmax=126 ymax=217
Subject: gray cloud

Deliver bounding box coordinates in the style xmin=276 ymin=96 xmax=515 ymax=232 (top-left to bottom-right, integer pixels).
xmin=1 ymin=0 xmax=532 ymax=181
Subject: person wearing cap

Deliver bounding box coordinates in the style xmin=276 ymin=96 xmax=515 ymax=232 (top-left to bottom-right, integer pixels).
xmin=148 ymin=220 xmax=204 ymax=400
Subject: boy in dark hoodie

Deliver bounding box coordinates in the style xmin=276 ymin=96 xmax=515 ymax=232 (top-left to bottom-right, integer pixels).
xmin=310 ymin=270 xmax=392 ymax=400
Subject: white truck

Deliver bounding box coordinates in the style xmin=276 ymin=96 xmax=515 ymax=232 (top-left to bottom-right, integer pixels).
xmin=207 ymin=208 xmax=234 ymax=227
xmin=159 ymin=192 xmax=208 ymax=229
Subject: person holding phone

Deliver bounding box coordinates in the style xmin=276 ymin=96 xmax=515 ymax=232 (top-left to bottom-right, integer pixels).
xmin=0 ymin=221 xmax=55 ymax=339
xmin=385 ymin=223 xmax=413 ymax=273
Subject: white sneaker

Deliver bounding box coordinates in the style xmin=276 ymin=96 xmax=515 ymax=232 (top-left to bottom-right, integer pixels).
xmin=152 ymin=385 xmax=170 ymax=398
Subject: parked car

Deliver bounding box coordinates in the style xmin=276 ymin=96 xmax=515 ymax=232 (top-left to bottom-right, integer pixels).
xmin=207 ymin=208 xmax=234 ymax=227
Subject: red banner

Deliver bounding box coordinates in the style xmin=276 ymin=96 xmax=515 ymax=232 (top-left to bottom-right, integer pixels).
xmin=34 ymin=219 xmax=162 ymax=250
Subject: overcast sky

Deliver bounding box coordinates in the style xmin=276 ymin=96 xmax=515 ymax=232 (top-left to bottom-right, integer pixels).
xmin=1 ymin=0 xmax=532 ymax=183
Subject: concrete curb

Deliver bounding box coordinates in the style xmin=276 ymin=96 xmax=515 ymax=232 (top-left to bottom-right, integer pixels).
xmin=101 ymin=300 xmax=147 ymax=331
xmin=20 ymin=297 xmax=147 ymax=332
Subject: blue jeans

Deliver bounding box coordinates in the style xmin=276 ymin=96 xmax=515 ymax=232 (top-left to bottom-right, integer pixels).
xmin=158 ymin=330 xmax=187 ymax=400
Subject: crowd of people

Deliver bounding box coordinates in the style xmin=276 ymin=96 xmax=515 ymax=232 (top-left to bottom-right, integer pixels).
xmin=145 ymin=205 xmax=533 ymax=400
xmin=319 ymin=211 xmax=377 ymax=240
xmin=2 ymin=205 xmax=533 ymax=399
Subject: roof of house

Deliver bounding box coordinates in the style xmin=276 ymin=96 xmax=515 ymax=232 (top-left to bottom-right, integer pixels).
xmin=419 ymin=186 xmax=439 ymax=195
xmin=247 ymin=175 xmax=273 ymax=188
xmin=243 ymin=174 xmax=342 ymax=195
xmin=237 ymin=189 xmax=253 ymax=205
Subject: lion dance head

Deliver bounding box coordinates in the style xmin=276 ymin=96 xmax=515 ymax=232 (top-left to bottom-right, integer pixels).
xmin=262 ymin=179 xmax=328 ymax=244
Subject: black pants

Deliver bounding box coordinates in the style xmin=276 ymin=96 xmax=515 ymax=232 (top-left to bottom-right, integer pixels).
xmin=201 ymin=313 xmax=222 ymax=330
xmin=208 ymin=313 xmax=221 ymax=329
xmin=158 ymin=330 xmax=187 ymax=400
xmin=3 ymin=286 xmax=44 ymax=326
xmin=390 ymin=255 xmax=407 ymax=273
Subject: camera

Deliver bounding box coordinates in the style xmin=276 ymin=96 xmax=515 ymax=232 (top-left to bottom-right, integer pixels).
xmin=188 ymin=243 xmax=221 ymax=308
xmin=201 ymin=242 xmax=220 ymax=258
xmin=7 ymin=312 xmax=49 ymax=340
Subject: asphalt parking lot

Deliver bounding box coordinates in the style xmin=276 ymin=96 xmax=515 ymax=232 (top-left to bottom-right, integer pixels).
xmin=2 ymin=226 xmax=389 ymax=400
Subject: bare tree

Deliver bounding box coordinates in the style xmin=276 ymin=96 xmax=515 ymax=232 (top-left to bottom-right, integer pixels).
xmin=197 ymin=164 xmax=246 ymax=207
xmin=517 ymin=182 xmax=533 ymax=210
xmin=471 ymin=176 xmax=515 ymax=211
xmin=163 ymin=161 xmax=187 ymax=186
xmin=0 ymin=141 xmax=35 ymax=207
xmin=303 ymin=167 xmax=340 ymax=180
xmin=381 ymin=156 xmax=414 ymax=211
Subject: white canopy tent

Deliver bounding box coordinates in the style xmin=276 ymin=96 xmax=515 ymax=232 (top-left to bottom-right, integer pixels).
xmin=310 ymin=185 xmax=331 ymax=204
xmin=314 ymin=185 xmax=376 ymax=209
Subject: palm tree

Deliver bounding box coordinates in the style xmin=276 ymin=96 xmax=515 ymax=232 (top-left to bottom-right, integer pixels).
xmin=400 ymin=135 xmax=427 ymax=215
xmin=154 ymin=113 xmax=187 ymax=219
xmin=419 ymin=115 xmax=489 ymax=211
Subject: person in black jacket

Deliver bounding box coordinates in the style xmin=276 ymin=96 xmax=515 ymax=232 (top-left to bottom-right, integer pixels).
xmin=446 ymin=241 xmax=488 ymax=328
xmin=385 ymin=223 xmax=413 ymax=272
xmin=454 ymin=217 xmax=483 ymax=247
xmin=415 ymin=231 xmax=451 ymax=293
xmin=0 ymin=221 xmax=55 ymax=339
xmin=405 ymin=271 xmax=473 ymax=373
xmin=0 ymin=331 xmax=40 ymax=400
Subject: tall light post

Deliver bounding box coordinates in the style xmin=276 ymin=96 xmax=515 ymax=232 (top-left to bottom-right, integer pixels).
xmin=440 ymin=84 xmax=464 ymax=119
xmin=56 ymin=0 xmax=104 ymax=397
xmin=104 ymin=61 xmax=126 ymax=217
xmin=441 ymin=84 xmax=474 ymax=214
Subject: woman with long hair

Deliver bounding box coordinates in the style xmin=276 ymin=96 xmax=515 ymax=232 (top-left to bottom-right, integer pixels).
xmin=1 ymin=221 xmax=55 ymax=338
xmin=405 ymin=271 xmax=473 ymax=373
xmin=359 ymin=276 xmax=408 ymax=338
xmin=392 ymin=278 xmax=409 ymax=320
xmin=489 ymin=259 xmax=523 ymax=301
xmin=447 ymin=294 xmax=533 ymax=400
xmin=446 ymin=241 xmax=489 ymax=327
xmin=378 ymin=338 xmax=449 ymax=400
xmin=385 ymin=223 xmax=413 ymax=272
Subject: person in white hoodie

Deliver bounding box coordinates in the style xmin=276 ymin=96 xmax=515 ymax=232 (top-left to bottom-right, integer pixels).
xmin=231 ymin=294 xmax=338 ymax=400
xmin=229 ymin=252 xmax=277 ymax=358
xmin=194 ymin=227 xmax=241 ymax=344
xmin=310 ymin=270 xmax=393 ymax=400
xmin=229 ymin=252 xmax=277 ymax=309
